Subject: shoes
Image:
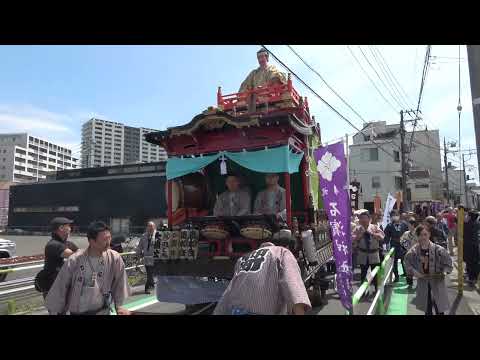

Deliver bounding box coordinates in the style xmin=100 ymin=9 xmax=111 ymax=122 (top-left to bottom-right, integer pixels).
xmin=393 ymin=277 xmax=399 ymax=283
xmin=401 ymin=273 xmax=407 ymax=277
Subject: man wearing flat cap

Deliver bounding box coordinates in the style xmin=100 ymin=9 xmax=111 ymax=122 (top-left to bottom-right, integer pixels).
xmin=38 ymin=217 xmax=78 ymax=298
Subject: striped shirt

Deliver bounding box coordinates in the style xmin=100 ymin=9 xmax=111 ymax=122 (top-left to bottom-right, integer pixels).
xmin=213 ymin=243 xmax=311 ymax=315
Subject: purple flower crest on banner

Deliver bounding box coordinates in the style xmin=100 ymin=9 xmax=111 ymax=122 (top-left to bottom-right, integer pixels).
xmin=314 ymin=141 xmax=352 ymax=312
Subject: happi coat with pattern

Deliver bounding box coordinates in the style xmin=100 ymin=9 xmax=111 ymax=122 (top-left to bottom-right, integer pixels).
xmin=404 ymin=242 xmax=453 ymax=313
xmin=213 ymin=242 xmax=311 ymax=315
xmin=45 ymin=248 xmax=130 ymax=315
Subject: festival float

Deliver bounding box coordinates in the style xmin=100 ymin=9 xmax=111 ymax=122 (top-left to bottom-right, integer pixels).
xmin=145 ymin=53 xmax=336 ymax=308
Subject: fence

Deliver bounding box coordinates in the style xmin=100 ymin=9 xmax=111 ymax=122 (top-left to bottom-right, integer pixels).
xmin=351 ymin=248 xmax=395 ymax=315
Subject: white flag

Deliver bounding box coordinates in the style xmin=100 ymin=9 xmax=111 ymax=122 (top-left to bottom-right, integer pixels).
xmin=382 ymin=193 xmax=397 ymax=229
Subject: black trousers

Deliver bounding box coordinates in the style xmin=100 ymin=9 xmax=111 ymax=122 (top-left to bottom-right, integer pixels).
xmin=392 ymin=246 xmax=406 ymax=279
xmin=465 ymin=261 xmax=480 ymax=282
xmin=360 ymin=260 xmax=379 ymax=292
xmin=426 ymin=283 xmax=444 ymax=315
xmin=145 ymin=265 xmax=155 ymax=290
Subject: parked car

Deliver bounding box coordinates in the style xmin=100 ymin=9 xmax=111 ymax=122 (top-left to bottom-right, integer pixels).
xmin=0 ymin=238 xmax=17 ymax=282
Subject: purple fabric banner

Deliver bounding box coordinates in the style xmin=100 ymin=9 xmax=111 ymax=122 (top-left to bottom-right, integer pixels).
xmin=314 ymin=142 xmax=352 ymax=312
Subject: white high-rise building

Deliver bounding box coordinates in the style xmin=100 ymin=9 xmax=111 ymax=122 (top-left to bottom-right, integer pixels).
xmin=0 ymin=133 xmax=79 ymax=183
xmin=81 ymin=118 xmax=167 ymax=168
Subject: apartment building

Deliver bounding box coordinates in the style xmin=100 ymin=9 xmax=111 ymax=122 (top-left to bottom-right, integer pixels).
xmin=81 ymin=118 xmax=167 ymax=168
xmin=0 ymin=133 xmax=78 ymax=183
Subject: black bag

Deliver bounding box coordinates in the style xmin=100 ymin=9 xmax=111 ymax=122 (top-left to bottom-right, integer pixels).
xmin=34 ymin=269 xmax=57 ymax=293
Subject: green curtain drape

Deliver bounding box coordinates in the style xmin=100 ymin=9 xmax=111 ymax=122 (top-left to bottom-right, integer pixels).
xmin=166 ymin=145 xmax=304 ymax=180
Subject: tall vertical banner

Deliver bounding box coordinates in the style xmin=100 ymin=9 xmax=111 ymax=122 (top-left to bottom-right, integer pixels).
xmin=349 ymin=181 xmax=360 ymax=211
xmin=314 ymin=142 xmax=352 ymax=312
xmin=382 ymin=193 xmax=397 ymax=230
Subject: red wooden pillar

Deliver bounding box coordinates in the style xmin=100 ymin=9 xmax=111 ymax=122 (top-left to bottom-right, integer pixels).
xmin=167 ymin=180 xmax=173 ymax=229
xmin=284 ymin=172 xmax=292 ymax=227
xmin=300 ymin=157 xmax=309 ymax=221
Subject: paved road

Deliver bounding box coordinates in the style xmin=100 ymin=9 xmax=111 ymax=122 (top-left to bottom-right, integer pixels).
xmin=0 ymin=235 xmax=88 ymax=282
xmin=1 ymin=235 xmax=89 ymax=257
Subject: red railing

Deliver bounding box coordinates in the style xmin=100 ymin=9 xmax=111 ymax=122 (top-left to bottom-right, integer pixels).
xmin=217 ymin=76 xmax=311 ymax=124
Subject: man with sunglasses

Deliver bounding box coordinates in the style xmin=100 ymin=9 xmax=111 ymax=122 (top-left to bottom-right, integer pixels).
xmin=37 ymin=217 xmax=78 ymax=298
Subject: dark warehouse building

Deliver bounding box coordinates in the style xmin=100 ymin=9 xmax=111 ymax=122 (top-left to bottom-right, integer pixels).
xmin=8 ymin=162 xmax=167 ymax=234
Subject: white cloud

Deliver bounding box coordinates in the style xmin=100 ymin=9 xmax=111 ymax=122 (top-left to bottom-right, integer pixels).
xmin=0 ymin=104 xmax=74 ymax=134
xmin=0 ymin=104 xmax=93 ymax=155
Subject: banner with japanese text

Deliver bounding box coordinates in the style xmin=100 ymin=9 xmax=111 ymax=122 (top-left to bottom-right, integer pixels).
xmin=314 ymin=142 xmax=352 ymax=312
xmin=382 ymin=193 xmax=397 ymax=230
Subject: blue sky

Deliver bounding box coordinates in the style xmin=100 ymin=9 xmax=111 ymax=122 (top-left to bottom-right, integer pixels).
xmin=0 ymin=45 xmax=477 ymax=180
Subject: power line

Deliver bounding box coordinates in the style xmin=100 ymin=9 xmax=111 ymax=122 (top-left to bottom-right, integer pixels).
xmin=346 ymin=46 xmax=399 ymax=115
xmin=369 ymin=46 xmax=413 ymax=109
xmin=286 ymin=45 xmax=368 ymax=126
xmin=373 ymin=46 xmax=416 ymax=107
xmin=407 ymin=46 xmax=432 ymax=163
xmin=261 ymin=45 xmax=397 ymax=162
xmin=357 ymin=46 xmax=406 ymax=110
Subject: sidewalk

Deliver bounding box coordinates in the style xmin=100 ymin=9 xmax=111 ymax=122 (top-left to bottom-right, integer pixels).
xmin=386 ymin=253 xmax=480 ymax=315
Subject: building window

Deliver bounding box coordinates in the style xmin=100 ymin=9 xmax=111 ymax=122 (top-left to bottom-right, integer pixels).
xmin=394 ymin=151 xmax=400 ymax=162
xmin=395 ymin=176 xmax=403 ymax=190
xmin=372 ymin=176 xmax=381 ymax=189
xmin=361 ymin=148 xmax=379 ymax=161
xmin=415 ymin=184 xmax=429 ymax=189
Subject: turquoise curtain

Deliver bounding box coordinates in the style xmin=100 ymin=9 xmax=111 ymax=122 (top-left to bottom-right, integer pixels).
xmin=166 ymin=153 xmax=221 ymax=180
xmin=166 ymin=145 xmax=304 ymax=180
xmin=226 ymin=145 xmax=304 ymax=174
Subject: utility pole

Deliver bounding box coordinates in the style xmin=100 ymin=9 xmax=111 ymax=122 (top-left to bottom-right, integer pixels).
xmin=444 ymin=137 xmax=450 ymax=206
xmin=467 ymin=45 xmax=480 ymax=178
xmin=400 ymin=110 xmax=408 ymax=212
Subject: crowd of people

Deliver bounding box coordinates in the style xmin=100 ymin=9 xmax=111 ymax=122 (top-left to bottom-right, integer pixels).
xmin=33 ymin=198 xmax=480 ymax=316
xmin=34 ymin=214 xmax=311 ymax=316
xmin=351 ymin=205 xmax=480 ymax=315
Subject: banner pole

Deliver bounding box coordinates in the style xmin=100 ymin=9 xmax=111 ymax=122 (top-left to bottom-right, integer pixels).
xmin=346 ymin=134 xmax=350 ymax=190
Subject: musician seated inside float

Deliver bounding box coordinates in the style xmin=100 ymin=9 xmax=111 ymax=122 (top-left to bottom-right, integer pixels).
xmin=213 ymin=174 xmax=251 ymax=217
xmin=253 ymin=173 xmax=286 ymax=223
